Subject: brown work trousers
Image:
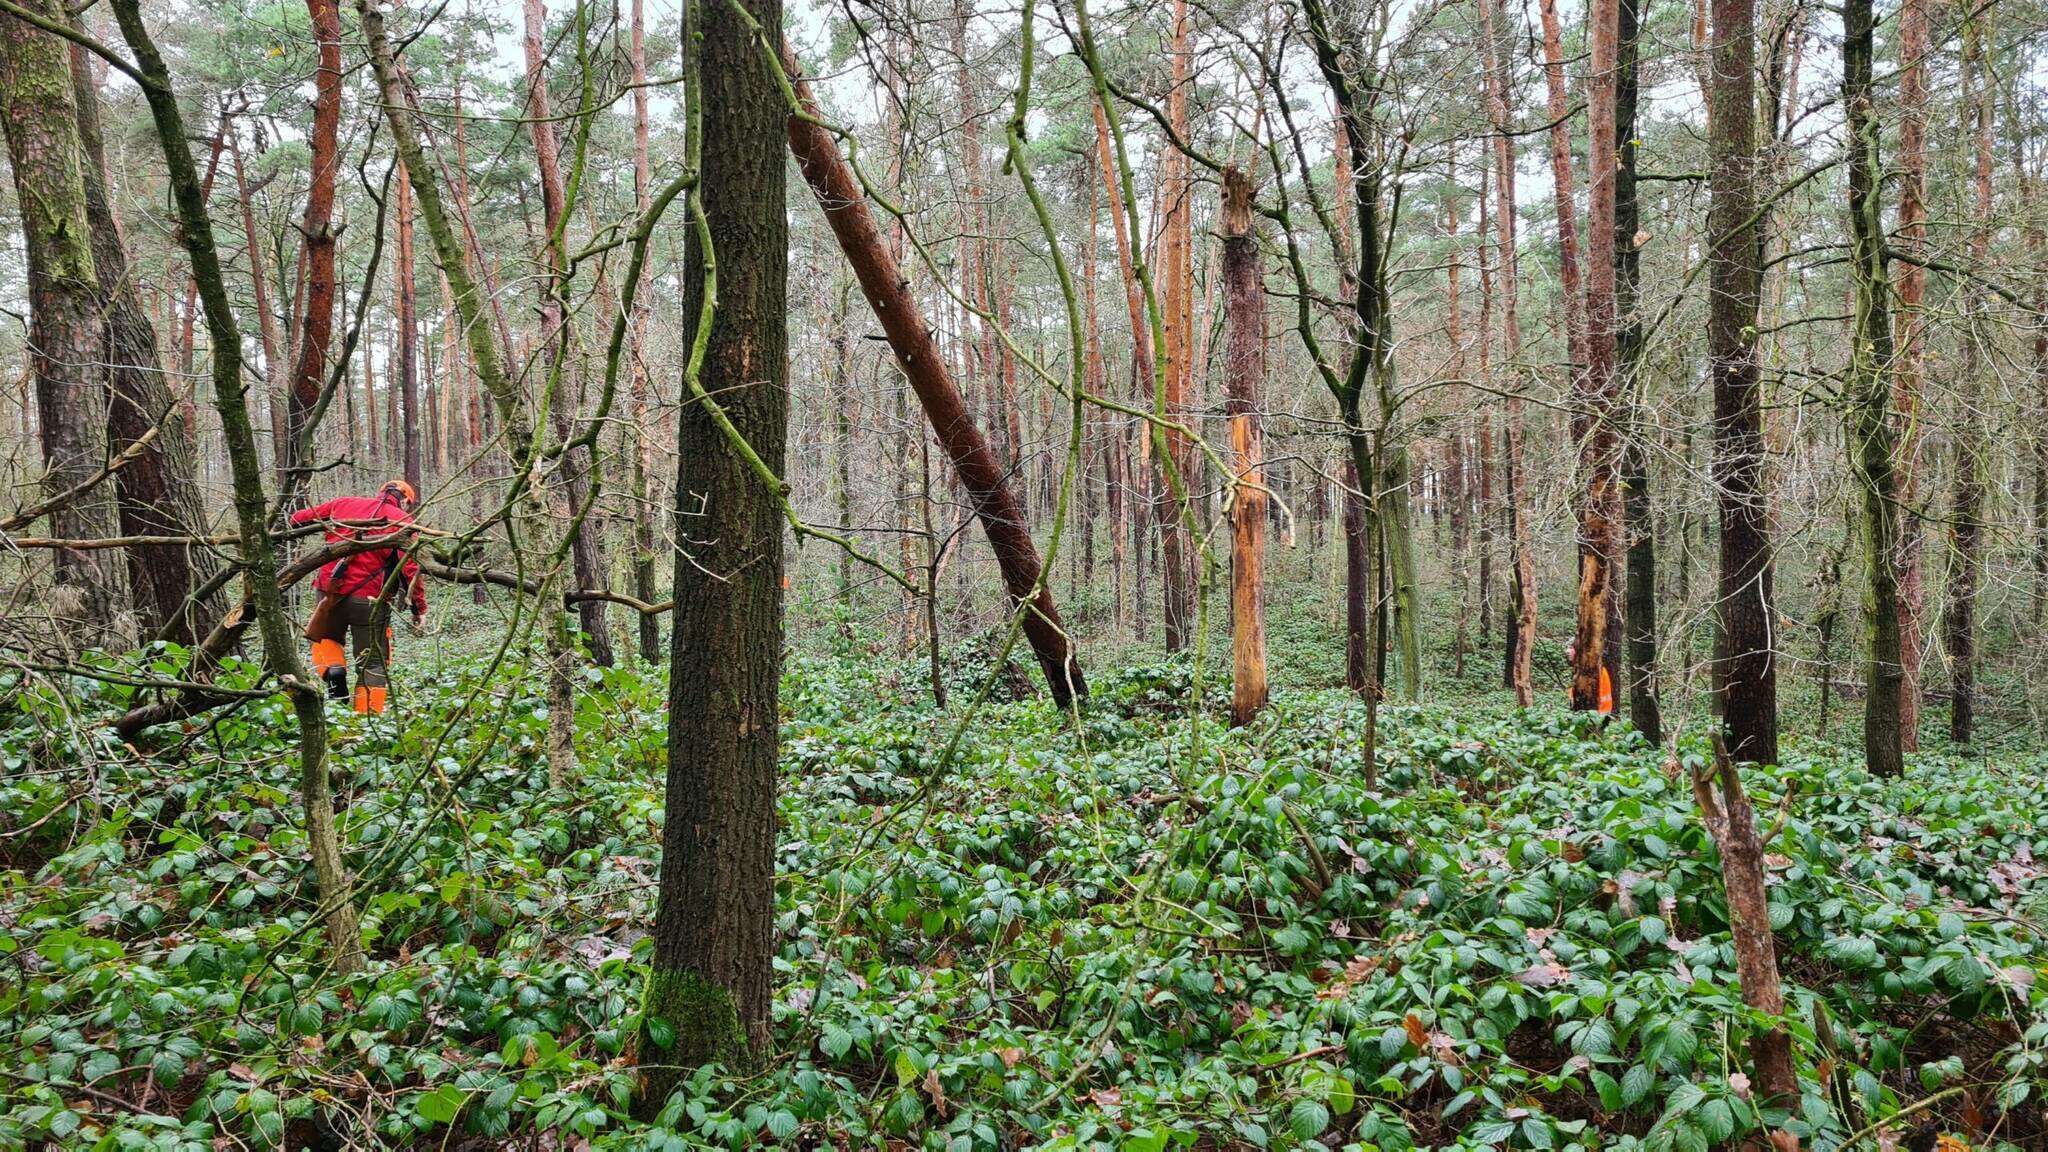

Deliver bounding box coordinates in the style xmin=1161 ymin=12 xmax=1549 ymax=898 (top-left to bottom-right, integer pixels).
xmin=307 ymin=594 xmax=393 ymax=688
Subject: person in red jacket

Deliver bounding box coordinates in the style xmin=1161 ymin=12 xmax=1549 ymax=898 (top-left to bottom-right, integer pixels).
xmin=293 ymin=480 xmax=426 ymax=713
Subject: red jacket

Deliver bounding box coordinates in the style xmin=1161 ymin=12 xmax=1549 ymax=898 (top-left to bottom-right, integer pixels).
xmin=291 ymin=493 xmax=427 ymax=614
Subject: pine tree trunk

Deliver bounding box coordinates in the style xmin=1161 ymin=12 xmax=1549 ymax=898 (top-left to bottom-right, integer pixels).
xmin=1573 ymin=0 xmax=1624 ymax=714
xmin=395 ymin=165 xmax=421 ymax=491
xmin=284 ymin=0 xmax=341 ymax=506
xmin=0 ymin=0 xmax=127 ymax=648
xmin=642 ymin=0 xmax=786 ymax=1092
xmin=1157 ymin=0 xmax=1196 ymax=652
xmin=1892 ymin=0 xmax=1929 ymax=752
xmin=784 ymin=44 xmax=1087 ymax=705
xmin=1708 ymin=0 xmax=1779 ymax=763
xmin=523 ymin=0 xmax=615 ymax=669
xmin=1222 ymin=167 xmax=1267 ymax=726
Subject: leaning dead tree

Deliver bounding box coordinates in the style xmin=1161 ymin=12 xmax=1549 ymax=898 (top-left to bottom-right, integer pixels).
xmin=780 ymin=42 xmax=1087 ymax=708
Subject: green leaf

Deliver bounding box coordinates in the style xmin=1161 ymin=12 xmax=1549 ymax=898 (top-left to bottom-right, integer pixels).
xmin=1592 ymin=1069 xmax=1622 ymax=1111
xmin=417 ymin=1083 xmax=465 ymax=1125
xmin=1623 ymin=1065 xmax=1656 ymax=1107
xmin=765 ymin=1109 xmax=799 ymax=1139
xmin=1289 ymin=1098 xmax=1330 ymax=1140
xmin=1697 ymin=1098 xmax=1735 ymax=1142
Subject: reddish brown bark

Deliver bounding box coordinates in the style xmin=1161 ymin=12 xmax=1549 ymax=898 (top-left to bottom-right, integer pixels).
xmin=1157 ymin=0 xmax=1196 ymax=651
xmin=1222 ymin=167 xmax=1267 ymax=726
xmin=1573 ymin=0 xmax=1625 ymax=712
xmin=286 ymin=0 xmax=342 ymax=488
xmin=1692 ymin=734 xmax=1798 ymax=1121
xmin=1892 ymin=0 xmax=1929 ymax=751
xmin=784 ymin=44 xmax=1085 ymax=706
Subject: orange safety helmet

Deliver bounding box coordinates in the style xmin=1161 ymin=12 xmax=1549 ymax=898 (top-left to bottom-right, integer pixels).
xmin=382 ymin=479 xmax=418 ymax=508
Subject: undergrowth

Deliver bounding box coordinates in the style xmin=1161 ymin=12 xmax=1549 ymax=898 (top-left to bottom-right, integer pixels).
xmin=2 ymin=637 xmax=2044 ymax=1150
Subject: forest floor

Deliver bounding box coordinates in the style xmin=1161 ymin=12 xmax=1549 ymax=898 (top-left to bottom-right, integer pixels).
xmin=3 ymin=615 xmax=2046 ymax=1151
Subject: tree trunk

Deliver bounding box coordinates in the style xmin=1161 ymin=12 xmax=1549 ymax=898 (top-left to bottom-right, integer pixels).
xmin=1946 ymin=17 xmax=1992 ymax=745
xmin=522 ymin=0 xmax=615 ymax=670
xmin=1157 ymin=0 xmax=1196 ymax=651
xmin=395 ymin=164 xmax=422 ymax=491
xmin=1844 ymin=0 xmax=1905 ymax=777
xmin=1222 ymin=166 xmax=1267 ymax=726
xmin=283 ymin=0 xmax=341 ymax=506
xmin=642 ymin=0 xmax=786 ymax=1092
xmin=1708 ymin=0 xmax=1779 ymax=763
xmin=225 ymin=124 xmax=290 ymax=481
xmin=783 ymin=43 xmax=1087 ymax=706
xmin=68 ymin=37 xmax=215 ymax=645
xmin=629 ymin=0 xmax=661 ymax=664
xmin=1691 ymin=734 xmax=1799 ymax=1122
xmin=1478 ymin=0 xmax=1535 ymax=705
xmin=0 ymin=0 xmax=126 ymax=648
xmin=1573 ymin=0 xmax=1624 ymax=714
xmin=1892 ymin=0 xmax=1929 ymax=752
xmin=1615 ymin=0 xmax=1660 ymax=743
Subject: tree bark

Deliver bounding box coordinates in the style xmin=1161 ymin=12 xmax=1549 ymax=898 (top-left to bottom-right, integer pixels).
xmin=1892 ymin=0 xmax=1929 ymax=751
xmin=642 ymin=0 xmax=785 ymax=1094
xmin=1708 ymin=0 xmax=1779 ymax=763
xmin=0 ymin=0 xmax=127 ymax=649
xmin=522 ymin=0 xmax=615 ymax=669
xmin=1478 ymin=0 xmax=1536 ymax=706
xmin=1691 ymin=733 xmax=1799 ymax=1122
xmin=1844 ymin=0 xmax=1904 ymax=776
xmin=395 ymin=163 xmax=422 ymax=492
xmin=1222 ymin=166 xmax=1267 ymax=727
xmin=1573 ymin=0 xmax=1623 ymax=715
xmin=284 ymin=0 xmax=342 ymax=500
xmin=67 ymin=37 xmax=214 ymax=645
xmin=783 ymin=43 xmax=1087 ymax=706
xmin=1615 ymin=0 xmax=1660 ymax=743
xmin=629 ymin=0 xmax=661 ymax=665
xmin=1157 ymin=0 xmax=1196 ymax=651
xmin=1946 ymin=17 xmax=1992 ymax=745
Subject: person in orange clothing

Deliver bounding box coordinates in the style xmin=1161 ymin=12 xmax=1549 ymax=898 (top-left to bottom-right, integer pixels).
xmin=293 ymin=480 xmax=427 ymax=713
xmin=1563 ymin=640 xmax=1615 ymax=716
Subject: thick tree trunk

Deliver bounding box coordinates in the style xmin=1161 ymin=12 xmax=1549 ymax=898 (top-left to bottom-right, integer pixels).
xmin=1573 ymin=0 xmax=1624 ymax=714
xmin=643 ymin=0 xmax=785 ymax=1092
xmin=0 ymin=0 xmax=127 ymax=648
xmin=784 ymin=44 xmax=1086 ymax=706
xmin=1708 ymin=0 xmax=1779 ymax=763
xmin=1844 ymin=0 xmax=1904 ymax=777
xmin=1615 ymin=0 xmax=1660 ymax=743
xmin=67 ymin=38 xmax=214 ymax=645
xmin=1222 ymin=167 xmax=1267 ymax=727
xmin=1343 ymin=459 xmax=1371 ymax=693
xmin=284 ymin=0 xmax=342 ymax=499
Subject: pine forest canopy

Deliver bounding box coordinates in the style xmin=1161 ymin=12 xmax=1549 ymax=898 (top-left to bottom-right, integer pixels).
xmin=1 ymin=0 xmax=2046 ymax=1144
